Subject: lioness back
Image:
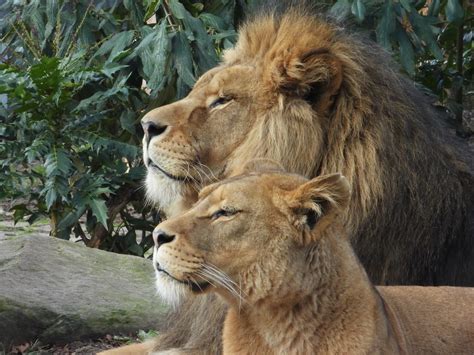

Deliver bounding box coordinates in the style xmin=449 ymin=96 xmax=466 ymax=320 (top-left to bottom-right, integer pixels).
xmin=378 ymin=286 xmax=474 ymax=354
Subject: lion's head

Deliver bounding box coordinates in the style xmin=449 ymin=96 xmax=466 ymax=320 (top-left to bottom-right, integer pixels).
xmin=142 ymin=11 xmax=354 ymax=217
xmin=152 ymin=162 xmax=350 ymax=307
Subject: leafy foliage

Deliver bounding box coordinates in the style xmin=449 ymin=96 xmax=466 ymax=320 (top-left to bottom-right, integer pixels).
xmin=329 ymin=0 xmax=472 ymax=126
xmin=0 ymin=0 xmax=471 ymax=257
xmin=0 ymin=0 xmax=250 ymax=255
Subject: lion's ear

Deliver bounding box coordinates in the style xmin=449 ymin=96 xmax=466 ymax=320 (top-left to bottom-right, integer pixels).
xmin=236 ymin=158 xmax=286 ymax=175
xmin=288 ymin=173 xmax=350 ymax=242
xmin=267 ymin=48 xmax=343 ymax=113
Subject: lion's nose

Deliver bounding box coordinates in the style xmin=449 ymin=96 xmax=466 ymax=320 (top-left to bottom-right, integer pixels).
xmin=142 ymin=121 xmax=168 ymax=141
xmin=153 ymin=229 xmax=175 ymax=247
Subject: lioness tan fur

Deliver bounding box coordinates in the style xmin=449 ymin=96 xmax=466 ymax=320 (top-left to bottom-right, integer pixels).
xmin=103 ymin=167 xmax=474 ymax=354
xmin=138 ymin=4 xmax=473 ymax=354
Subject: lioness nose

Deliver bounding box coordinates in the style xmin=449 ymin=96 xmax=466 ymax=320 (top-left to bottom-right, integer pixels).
xmin=153 ymin=229 xmax=175 ymax=247
xmin=142 ymin=121 xmax=167 ymax=141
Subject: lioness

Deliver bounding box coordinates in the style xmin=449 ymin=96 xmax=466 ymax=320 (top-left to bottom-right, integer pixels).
xmin=103 ymin=166 xmax=474 ymax=354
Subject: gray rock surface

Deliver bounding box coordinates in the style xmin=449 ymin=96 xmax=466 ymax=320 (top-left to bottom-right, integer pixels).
xmin=0 ymin=234 xmax=167 ymax=347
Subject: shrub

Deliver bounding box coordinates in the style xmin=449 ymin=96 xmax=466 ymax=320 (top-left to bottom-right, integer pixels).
xmin=0 ymin=0 xmax=470 ymax=255
xmin=0 ymin=0 xmax=244 ymax=254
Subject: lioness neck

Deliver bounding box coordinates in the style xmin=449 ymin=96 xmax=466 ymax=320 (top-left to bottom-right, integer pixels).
xmin=223 ymin=232 xmax=401 ymax=354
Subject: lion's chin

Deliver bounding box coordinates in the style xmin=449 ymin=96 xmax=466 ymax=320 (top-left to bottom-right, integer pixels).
xmin=145 ymin=170 xmax=189 ymax=214
xmin=155 ymin=271 xmax=191 ymax=308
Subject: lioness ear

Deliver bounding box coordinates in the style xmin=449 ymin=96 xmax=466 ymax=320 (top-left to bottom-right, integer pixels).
xmin=236 ymin=158 xmax=285 ymax=175
xmin=288 ymin=173 xmax=350 ymax=242
xmin=267 ymin=48 xmax=342 ymax=113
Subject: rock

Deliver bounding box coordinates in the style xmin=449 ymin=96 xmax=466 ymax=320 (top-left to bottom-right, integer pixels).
xmin=0 ymin=234 xmax=167 ymax=347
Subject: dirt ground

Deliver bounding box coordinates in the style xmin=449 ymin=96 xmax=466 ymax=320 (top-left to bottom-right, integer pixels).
xmin=7 ymin=331 xmax=156 ymax=355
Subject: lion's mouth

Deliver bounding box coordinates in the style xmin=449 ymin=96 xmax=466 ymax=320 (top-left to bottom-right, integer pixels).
xmin=148 ymin=159 xmax=188 ymax=182
xmin=157 ymin=265 xmax=210 ymax=293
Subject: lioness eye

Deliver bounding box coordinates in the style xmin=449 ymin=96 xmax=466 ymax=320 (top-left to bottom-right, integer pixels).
xmin=209 ymin=96 xmax=230 ymax=109
xmin=211 ymin=208 xmax=237 ymax=221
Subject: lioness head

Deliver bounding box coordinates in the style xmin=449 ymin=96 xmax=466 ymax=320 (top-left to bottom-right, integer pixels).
xmin=142 ymin=12 xmax=348 ymax=216
xmin=153 ymin=164 xmax=350 ymax=306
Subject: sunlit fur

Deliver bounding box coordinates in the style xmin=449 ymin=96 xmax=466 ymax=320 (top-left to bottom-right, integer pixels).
xmin=140 ymin=5 xmax=474 ymax=354
xmin=150 ymin=167 xmax=473 ymax=354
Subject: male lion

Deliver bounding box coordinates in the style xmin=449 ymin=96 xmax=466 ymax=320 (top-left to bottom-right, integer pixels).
xmin=104 ymin=166 xmax=474 ymax=354
xmin=138 ymin=5 xmax=473 ymax=354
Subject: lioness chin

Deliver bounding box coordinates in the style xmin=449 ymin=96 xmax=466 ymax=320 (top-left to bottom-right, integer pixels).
xmin=103 ymin=166 xmax=474 ymax=354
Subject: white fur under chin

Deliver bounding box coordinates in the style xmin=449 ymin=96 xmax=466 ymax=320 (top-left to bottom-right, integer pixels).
xmin=154 ymin=271 xmax=190 ymax=309
xmin=153 ymin=248 xmax=190 ymax=308
xmin=145 ymin=170 xmax=184 ymax=210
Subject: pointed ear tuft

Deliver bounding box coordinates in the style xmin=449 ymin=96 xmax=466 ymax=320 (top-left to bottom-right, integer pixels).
xmin=289 ymin=173 xmax=350 ymax=237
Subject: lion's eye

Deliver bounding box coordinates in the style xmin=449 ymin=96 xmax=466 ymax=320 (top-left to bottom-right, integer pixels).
xmin=211 ymin=208 xmax=238 ymax=221
xmin=209 ymin=96 xmax=231 ymax=109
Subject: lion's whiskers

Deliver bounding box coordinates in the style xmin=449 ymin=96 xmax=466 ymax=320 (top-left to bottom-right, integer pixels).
xmin=199 ymin=264 xmax=246 ymax=306
xmin=183 ymin=162 xmax=203 ymax=192
xmin=195 ymin=161 xmax=219 ymax=183
xmin=188 ymin=275 xmax=205 ymax=293
xmin=195 ymin=270 xmax=219 ymax=289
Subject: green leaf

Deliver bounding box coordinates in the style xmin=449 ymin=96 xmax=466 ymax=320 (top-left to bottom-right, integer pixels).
xmin=120 ymin=110 xmax=136 ymax=134
xmin=44 ymin=147 xmax=72 ymax=177
xmin=410 ymin=12 xmax=443 ymax=59
xmin=42 ymin=0 xmax=59 ymax=49
xmin=124 ymin=0 xmax=145 ymax=27
xmin=445 ymin=0 xmax=464 ymax=25
xmin=132 ymin=27 xmax=159 ymax=56
xmin=172 ymin=31 xmax=196 ymax=88
xmin=144 ymin=0 xmax=162 ymax=21
xmin=199 ymin=13 xmax=227 ymax=30
xmin=89 ymin=198 xmax=108 ymax=230
xmin=329 ymin=0 xmax=351 ymax=19
xmin=94 ymin=31 xmax=135 ymax=63
xmin=427 ymin=0 xmax=441 ymax=16
xmin=168 ymin=0 xmax=187 ymax=19
xmin=182 ymin=15 xmax=218 ymax=73
xmin=43 ymin=175 xmax=69 ymax=210
xmin=58 ymin=205 xmax=86 ymax=230
xmin=83 ymin=133 xmax=139 ymax=159
xmin=45 ymin=187 xmax=57 ymax=210
xmin=62 ymin=111 xmax=110 ymax=132
xmin=399 ymin=0 xmax=412 ymax=12
xmin=128 ymin=243 xmax=144 ymax=256
xmin=351 ymin=0 xmax=366 ymax=23
xmin=396 ymin=28 xmax=415 ymax=75
xmin=30 ymin=57 xmax=62 ymax=94
xmin=142 ymin=20 xmax=170 ymax=91
xmin=101 ymin=63 xmax=129 ymax=79
xmin=376 ymin=0 xmax=396 ymax=49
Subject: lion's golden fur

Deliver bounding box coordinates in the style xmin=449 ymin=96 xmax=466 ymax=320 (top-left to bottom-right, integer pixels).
xmin=137 ymin=4 xmax=474 ymax=354
xmin=101 ymin=169 xmax=474 ymax=355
